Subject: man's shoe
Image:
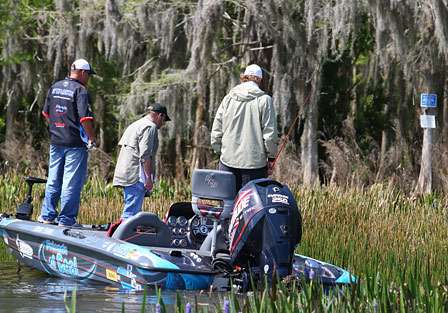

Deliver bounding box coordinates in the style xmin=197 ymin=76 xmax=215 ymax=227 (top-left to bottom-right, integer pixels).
xmin=37 ymin=216 xmax=56 ymax=224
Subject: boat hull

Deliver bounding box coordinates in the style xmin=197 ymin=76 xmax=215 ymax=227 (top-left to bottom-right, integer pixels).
xmin=0 ymin=218 xmax=215 ymax=290
xmin=0 ymin=217 xmax=355 ymax=290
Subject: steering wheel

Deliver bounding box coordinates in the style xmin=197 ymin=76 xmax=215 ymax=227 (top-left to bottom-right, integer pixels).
xmin=188 ymin=215 xmax=214 ymax=246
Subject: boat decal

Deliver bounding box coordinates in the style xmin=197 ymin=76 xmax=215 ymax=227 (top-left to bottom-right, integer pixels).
xmin=293 ymin=254 xmax=357 ymax=284
xmin=38 ymin=240 xmax=97 ymax=279
xmin=335 ymin=270 xmax=357 ymax=284
xmin=189 ymin=252 xmax=202 ymax=263
xmin=101 ymin=241 xmax=116 ymax=252
xmin=119 ymin=277 xmax=142 ymax=291
xmin=136 ymin=268 xmax=169 ymax=278
xmin=0 ymin=218 xmax=17 ymax=227
xmin=16 ymin=234 xmax=33 ymax=259
xmin=44 ymin=240 xmax=68 ymax=255
xmin=106 ymin=268 xmax=120 ymax=282
xmin=112 ymin=243 xmax=179 ymax=270
xmin=117 ymin=265 xmax=136 ymax=279
xmin=268 ymin=193 xmax=290 ymax=205
xmin=120 ymin=281 xmax=134 ymax=290
xmin=131 ymin=278 xmax=142 ymax=291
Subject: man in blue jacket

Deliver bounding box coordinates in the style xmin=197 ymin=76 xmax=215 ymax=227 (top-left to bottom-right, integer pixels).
xmin=39 ymin=59 xmax=96 ymax=227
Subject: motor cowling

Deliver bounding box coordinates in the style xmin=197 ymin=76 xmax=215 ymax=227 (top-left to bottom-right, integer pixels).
xmin=228 ymin=179 xmax=301 ymax=284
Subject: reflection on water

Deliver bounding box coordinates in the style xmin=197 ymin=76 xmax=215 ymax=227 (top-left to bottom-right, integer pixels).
xmin=0 ymin=262 xmax=221 ymax=313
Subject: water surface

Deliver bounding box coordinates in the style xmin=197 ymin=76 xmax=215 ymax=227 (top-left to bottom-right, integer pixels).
xmin=0 ymin=262 xmax=221 ymax=313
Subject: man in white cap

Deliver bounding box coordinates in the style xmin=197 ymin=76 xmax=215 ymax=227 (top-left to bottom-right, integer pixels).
xmin=211 ymin=64 xmax=278 ymax=191
xmin=39 ymin=58 xmax=96 ymax=227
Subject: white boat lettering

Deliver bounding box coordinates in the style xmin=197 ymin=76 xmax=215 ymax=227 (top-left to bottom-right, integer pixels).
xmin=268 ymin=194 xmax=289 ymax=204
xmin=44 ymin=241 xmax=68 ymax=255
xmin=48 ymin=253 xmax=79 ymax=276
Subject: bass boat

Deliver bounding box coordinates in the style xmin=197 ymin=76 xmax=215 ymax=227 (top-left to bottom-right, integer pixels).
xmin=0 ymin=170 xmax=356 ymax=291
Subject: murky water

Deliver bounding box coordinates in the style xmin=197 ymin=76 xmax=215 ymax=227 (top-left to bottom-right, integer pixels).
xmin=0 ymin=262 xmax=223 ymax=313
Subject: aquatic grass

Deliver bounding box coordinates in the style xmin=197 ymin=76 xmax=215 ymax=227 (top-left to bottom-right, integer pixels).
xmin=0 ymin=241 xmax=15 ymax=262
xmin=1 ymin=173 xmax=448 ymax=310
xmin=78 ymin=176 xmax=191 ymax=224
xmin=43 ymin=273 xmax=448 ymax=312
xmin=64 ymin=287 xmax=77 ymax=313
xmin=293 ymin=184 xmax=448 ymax=311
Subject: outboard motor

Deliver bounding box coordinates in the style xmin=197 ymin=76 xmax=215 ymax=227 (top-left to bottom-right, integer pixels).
xmin=228 ymin=179 xmax=301 ymax=285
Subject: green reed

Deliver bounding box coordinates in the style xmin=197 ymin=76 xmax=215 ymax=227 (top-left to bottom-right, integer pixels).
xmin=64 ymin=279 xmax=448 ymax=312
xmin=1 ymin=173 xmax=448 ymax=311
xmin=0 ymin=241 xmax=15 ymax=262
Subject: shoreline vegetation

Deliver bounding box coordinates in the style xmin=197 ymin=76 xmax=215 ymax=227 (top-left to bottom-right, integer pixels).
xmin=1 ymin=172 xmax=448 ymax=311
xmin=2 ymin=1 xmax=448 ymax=194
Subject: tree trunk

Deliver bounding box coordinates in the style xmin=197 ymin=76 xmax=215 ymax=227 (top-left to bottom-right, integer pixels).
xmin=175 ymin=134 xmax=185 ymax=180
xmin=376 ymin=104 xmax=389 ymax=181
xmin=415 ymin=128 xmax=433 ymax=194
xmin=443 ymin=79 xmax=448 ymax=141
xmin=190 ymin=72 xmax=208 ymax=173
xmin=301 ymin=71 xmax=320 ymax=186
xmin=301 ymin=104 xmax=319 ymax=186
xmin=187 ymin=0 xmax=223 ymax=172
xmin=5 ymin=86 xmax=17 ymax=141
xmin=95 ymin=95 xmax=106 ymax=151
xmin=345 ymin=66 xmax=358 ymax=137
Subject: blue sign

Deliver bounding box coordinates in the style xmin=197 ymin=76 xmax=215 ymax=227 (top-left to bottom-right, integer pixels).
xmin=420 ymin=93 xmax=437 ymax=108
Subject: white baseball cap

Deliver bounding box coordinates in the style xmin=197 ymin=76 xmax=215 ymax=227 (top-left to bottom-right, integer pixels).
xmin=71 ymin=59 xmax=96 ymax=74
xmin=243 ymin=64 xmax=262 ymax=78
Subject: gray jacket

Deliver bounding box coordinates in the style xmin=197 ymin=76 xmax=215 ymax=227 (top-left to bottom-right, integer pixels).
xmin=211 ymin=81 xmax=278 ymax=169
xmin=113 ymin=117 xmax=158 ymax=187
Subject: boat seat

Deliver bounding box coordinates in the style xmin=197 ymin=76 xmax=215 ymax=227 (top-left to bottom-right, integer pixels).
xmin=191 ymin=169 xmax=236 ymax=256
xmin=191 ymin=169 xmax=236 ymax=221
xmin=112 ymin=212 xmax=171 ymax=247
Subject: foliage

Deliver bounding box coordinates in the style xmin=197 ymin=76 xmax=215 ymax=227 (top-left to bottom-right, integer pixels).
xmin=0 ymin=0 xmax=448 ymax=188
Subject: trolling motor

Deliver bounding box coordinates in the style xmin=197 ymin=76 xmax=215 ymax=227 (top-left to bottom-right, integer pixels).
xmin=16 ymin=176 xmax=47 ymax=220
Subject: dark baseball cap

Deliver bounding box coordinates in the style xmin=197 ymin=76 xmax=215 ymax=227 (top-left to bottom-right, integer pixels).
xmin=146 ymin=103 xmax=171 ymax=121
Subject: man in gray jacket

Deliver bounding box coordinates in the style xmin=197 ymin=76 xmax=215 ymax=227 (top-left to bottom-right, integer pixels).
xmin=211 ymin=64 xmax=278 ymax=191
xmin=113 ymin=103 xmax=170 ymax=219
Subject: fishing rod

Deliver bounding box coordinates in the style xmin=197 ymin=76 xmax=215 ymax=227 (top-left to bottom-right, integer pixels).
xmin=271 ymin=110 xmax=302 ymax=170
xmin=271 ymin=92 xmax=313 ymax=170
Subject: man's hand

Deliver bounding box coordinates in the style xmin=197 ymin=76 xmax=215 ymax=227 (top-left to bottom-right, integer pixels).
xmin=144 ymin=179 xmax=153 ymax=192
xmin=87 ymin=139 xmax=97 ymax=150
xmin=267 ymin=158 xmax=276 ymax=176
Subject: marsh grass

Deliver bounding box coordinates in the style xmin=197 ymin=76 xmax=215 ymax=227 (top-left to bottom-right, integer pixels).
xmin=0 ymin=241 xmax=15 ymax=262
xmin=1 ymin=173 xmax=448 ymax=311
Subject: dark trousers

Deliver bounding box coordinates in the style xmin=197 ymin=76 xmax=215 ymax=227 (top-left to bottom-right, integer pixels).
xmin=218 ymin=161 xmax=267 ymax=192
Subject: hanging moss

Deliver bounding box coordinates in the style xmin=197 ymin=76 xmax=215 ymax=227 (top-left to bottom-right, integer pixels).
xmin=0 ymin=0 xmax=448 ymax=188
